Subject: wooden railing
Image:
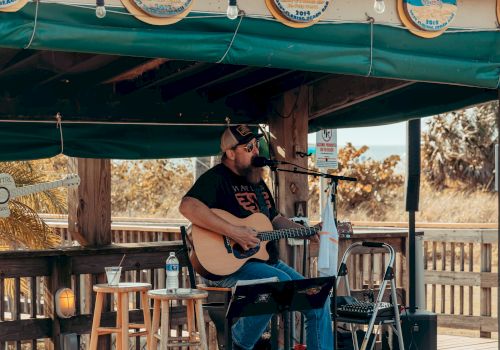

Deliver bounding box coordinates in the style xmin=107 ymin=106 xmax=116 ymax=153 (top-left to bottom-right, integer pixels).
xmin=1 ymin=217 xmax=496 ymax=349
xmin=423 ymin=228 xmax=498 ymax=336
xmin=0 ymin=241 xmax=216 ymax=349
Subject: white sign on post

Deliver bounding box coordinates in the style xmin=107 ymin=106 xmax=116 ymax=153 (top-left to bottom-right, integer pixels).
xmin=316 ymin=129 xmax=338 ymax=169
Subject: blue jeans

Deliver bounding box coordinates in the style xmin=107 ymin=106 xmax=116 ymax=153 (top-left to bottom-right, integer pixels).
xmin=207 ymin=260 xmax=334 ymax=350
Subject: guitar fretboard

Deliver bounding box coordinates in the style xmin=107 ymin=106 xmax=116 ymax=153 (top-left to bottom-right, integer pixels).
xmin=257 ymin=227 xmax=318 ymax=242
xmin=11 ymin=179 xmax=66 ymax=199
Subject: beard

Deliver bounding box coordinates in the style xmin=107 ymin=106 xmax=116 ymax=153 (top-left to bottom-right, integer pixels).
xmin=235 ymin=157 xmax=262 ymax=184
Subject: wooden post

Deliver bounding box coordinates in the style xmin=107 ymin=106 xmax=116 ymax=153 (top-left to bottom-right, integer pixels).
xmin=67 ymin=157 xmax=112 ymax=349
xmin=49 ymin=256 xmax=72 ymax=350
xmin=497 ymin=90 xmax=500 ymax=348
xmin=269 ymin=86 xmax=309 ymax=268
xmin=480 ymin=241 xmax=492 ymax=338
xmin=68 ymin=158 xmax=112 ymax=246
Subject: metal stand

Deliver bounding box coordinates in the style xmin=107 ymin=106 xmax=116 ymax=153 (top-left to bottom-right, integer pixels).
xmin=225 ymin=277 xmax=335 ymax=350
xmin=336 ymin=242 xmax=405 ymax=350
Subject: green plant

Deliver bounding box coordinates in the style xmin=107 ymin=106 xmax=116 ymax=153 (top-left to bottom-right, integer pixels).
xmin=308 ymin=143 xmax=404 ymax=220
xmin=422 ymin=101 xmax=498 ymax=191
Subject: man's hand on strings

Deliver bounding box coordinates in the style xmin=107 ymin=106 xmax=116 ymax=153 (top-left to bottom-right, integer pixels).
xmin=231 ymin=225 xmax=260 ymax=251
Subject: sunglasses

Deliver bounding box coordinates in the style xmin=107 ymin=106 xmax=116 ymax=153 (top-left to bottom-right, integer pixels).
xmin=237 ymin=139 xmax=260 ymax=153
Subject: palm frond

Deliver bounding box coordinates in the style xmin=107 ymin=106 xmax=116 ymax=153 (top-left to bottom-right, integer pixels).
xmin=0 ymin=201 xmax=61 ymax=249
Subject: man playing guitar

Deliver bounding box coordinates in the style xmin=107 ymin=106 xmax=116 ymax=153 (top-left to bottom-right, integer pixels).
xmin=179 ymin=124 xmax=333 ymax=350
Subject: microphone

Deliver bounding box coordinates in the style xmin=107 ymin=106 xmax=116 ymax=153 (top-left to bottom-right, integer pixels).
xmin=251 ymin=156 xmax=286 ymax=168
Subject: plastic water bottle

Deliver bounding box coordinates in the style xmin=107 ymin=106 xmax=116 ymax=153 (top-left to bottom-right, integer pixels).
xmin=166 ymin=252 xmax=179 ymax=292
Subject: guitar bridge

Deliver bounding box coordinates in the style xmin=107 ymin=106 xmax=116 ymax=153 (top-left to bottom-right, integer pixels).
xmin=223 ymin=236 xmax=232 ymax=254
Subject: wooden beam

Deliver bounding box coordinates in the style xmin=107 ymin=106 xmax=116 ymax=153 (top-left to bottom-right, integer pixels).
xmin=0 ymin=318 xmax=52 ymax=341
xmin=160 ymin=64 xmax=248 ymax=102
xmin=309 ymin=75 xmax=414 ymax=120
xmin=33 ymin=54 xmax=117 ymax=88
xmin=269 ymin=86 xmax=309 ymax=267
xmin=67 ymin=158 xmax=111 ymax=246
xmin=117 ymin=61 xmax=211 ymax=95
xmin=204 ymin=68 xmax=292 ymax=102
xmin=0 ymin=50 xmax=42 ymax=78
xmin=49 ymin=256 xmax=73 ymax=350
xmin=103 ymin=58 xmax=169 ymax=84
xmin=497 ymin=89 xmax=500 ymax=343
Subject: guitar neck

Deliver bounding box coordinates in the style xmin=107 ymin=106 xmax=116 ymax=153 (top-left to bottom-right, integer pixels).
xmin=257 ymin=227 xmax=318 ymax=242
xmin=11 ymin=179 xmax=65 ymax=199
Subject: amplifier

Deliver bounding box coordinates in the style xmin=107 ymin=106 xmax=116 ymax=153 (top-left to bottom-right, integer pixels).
xmin=391 ymin=310 xmax=437 ymax=350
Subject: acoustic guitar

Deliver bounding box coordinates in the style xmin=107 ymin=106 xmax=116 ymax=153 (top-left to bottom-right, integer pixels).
xmin=189 ymin=209 xmax=318 ymax=280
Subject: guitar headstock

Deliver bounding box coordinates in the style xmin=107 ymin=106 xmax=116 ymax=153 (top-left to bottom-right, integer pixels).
xmin=62 ymin=174 xmax=81 ymax=187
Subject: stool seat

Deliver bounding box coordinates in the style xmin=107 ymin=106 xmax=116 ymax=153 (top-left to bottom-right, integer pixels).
xmin=148 ymin=288 xmax=208 ymax=350
xmin=94 ymin=282 xmax=152 ymax=293
xmin=148 ymin=288 xmax=208 ymax=300
xmin=90 ymin=282 xmax=152 ymax=350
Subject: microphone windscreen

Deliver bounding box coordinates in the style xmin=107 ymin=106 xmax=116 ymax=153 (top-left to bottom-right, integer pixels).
xmin=251 ymin=156 xmax=268 ymax=167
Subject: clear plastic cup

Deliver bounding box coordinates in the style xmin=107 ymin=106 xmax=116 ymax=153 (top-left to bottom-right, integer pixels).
xmin=105 ymin=266 xmax=122 ymax=286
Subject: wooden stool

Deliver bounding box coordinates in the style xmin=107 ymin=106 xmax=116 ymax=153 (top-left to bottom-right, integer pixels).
xmin=148 ymin=288 xmax=208 ymax=350
xmin=90 ymin=282 xmax=152 ymax=350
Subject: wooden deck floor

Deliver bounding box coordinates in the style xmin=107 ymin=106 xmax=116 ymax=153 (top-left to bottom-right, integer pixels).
xmin=438 ymin=335 xmax=498 ymax=349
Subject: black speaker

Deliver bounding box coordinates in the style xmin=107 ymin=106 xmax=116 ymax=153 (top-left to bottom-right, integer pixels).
xmin=405 ymin=119 xmax=421 ymax=212
xmin=391 ymin=310 xmax=437 ymax=350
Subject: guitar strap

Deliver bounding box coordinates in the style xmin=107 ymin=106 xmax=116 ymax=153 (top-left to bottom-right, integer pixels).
xmin=254 ymin=185 xmax=270 ymax=218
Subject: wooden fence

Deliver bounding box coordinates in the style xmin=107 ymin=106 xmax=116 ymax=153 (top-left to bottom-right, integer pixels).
xmin=51 ymin=218 xmax=498 ymax=337
xmin=0 ymin=217 xmax=497 ymax=349
xmin=423 ymin=228 xmax=498 ymax=337
xmin=0 ymin=239 xmax=219 ymax=349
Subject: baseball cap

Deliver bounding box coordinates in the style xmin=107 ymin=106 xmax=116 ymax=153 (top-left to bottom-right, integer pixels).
xmin=220 ymin=125 xmax=263 ymax=152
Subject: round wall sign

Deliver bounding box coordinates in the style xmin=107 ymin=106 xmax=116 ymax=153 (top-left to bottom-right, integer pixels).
xmin=265 ymin=0 xmax=330 ymax=28
xmin=121 ymin=0 xmax=194 ymax=25
xmin=398 ymin=0 xmax=457 ymax=38
xmin=0 ymin=0 xmax=29 ymax=12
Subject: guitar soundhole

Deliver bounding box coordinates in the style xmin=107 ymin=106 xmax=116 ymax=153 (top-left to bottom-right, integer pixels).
xmin=0 ymin=187 xmax=9 ymax=204
xmin=232 ymin=243 xmax=260 ymax=259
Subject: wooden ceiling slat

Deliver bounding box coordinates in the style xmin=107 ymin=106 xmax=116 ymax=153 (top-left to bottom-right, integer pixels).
xmin=160 ymin=64 xmax=248 ymax=101
xmin=309 ymin=75 xmax=415 ymax=120
xmin=202 ymin=68 xmax=293 ymax=102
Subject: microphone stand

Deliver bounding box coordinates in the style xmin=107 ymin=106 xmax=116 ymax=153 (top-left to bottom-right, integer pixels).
xmin=270 ymin=166 xmax=357 ymax=225
xmin=270 ymin=165 xmax=356 ymax=350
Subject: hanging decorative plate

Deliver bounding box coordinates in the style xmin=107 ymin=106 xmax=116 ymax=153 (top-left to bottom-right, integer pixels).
xmin=397 ymin=0 xmax=457 ymax=38
xmin=265 ymin=0 xmax=330 ymax=28
xmin=0 ymin=0 xmax=29 ymax=12
xmin=120 ymin=0 xmax=194 ymax=25
xmin=497 ymin=0 xmax=500 ymax=27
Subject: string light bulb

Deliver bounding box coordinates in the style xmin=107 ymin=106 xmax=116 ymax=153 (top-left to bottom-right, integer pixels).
xmin=226 ymin=0 xmax=239 ymax=20
xmin=373 ymin=0 xmax=386 ymax=14
xmin=96 ymin=0 xmax=106 ymax=18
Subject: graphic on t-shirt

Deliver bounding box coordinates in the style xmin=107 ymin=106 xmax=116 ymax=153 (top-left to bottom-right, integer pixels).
xmin=232 ymin=185 xmax=272 ymax=214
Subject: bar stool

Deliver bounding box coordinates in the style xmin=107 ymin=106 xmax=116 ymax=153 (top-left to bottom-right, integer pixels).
xmin=148 ymin=288 xmax=208 ymax=350
xmin=90 ymin=282 xmax=152 ymax=350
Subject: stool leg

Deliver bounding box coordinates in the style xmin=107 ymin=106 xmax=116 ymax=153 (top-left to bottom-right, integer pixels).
xmin=120 ymin=292 xmax=129 ymax=350
xmin=151 ymin=300 xmax=161 ymax=350
xmin=195 ymin=300 xmax=208 ymax=350
xmin=116 ymin=293 xmax=123 ymax=350
xmin=141 ymin=291 xmax=152 ymax=350
xmin=89 ymin=292 xmax=104 ymax=350
xmin=160 ymin=300 xmax=170 ymax=350
xmin=186 ymin=299 xmax=194 ymax=342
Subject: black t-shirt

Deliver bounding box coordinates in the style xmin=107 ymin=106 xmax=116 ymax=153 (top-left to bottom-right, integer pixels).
xmin=185 ymin=163 xmax=280 ymax=266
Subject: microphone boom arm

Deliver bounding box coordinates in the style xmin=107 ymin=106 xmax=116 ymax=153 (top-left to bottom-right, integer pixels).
xmin=273 ymin=167 xmax=357 ymax=182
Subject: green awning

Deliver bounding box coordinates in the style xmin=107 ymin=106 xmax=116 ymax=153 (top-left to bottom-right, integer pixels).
xmin=1 ymin=3 xmax=500 ymax=89
xmin=0 ymin=82 xmax=495 ymax=161
xmin=310 ymin=83 xmax=498 ymax=130
xmin=0 ymin=3 xmax=499 ymax=160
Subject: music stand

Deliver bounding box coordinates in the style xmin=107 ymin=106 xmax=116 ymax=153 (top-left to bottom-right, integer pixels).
xmin=225 ymin=276 xmax=335 ymax=350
